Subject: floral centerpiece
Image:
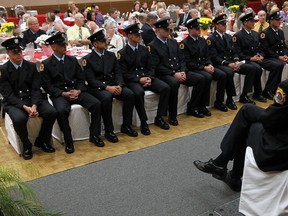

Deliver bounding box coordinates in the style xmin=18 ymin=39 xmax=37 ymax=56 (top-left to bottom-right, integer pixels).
xmin=0 ymin=22 xmax=15 ymax=36
xmin=199 ymin=17 xmax=212 ymax=30
xmin=131 ymin=11 xmax=140 ymax=19
xmin=228 ymin=5 xmax=240 ymax=13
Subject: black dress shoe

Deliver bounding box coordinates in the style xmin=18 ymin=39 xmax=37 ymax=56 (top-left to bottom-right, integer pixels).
xmin=193 ymin=159 xmax=227 ymax=180
xmin=105 ymin=131 xmax=119 ymax=143
xmin=226 ymin=100 xmax=237 ymax=110
xmin=214 ymin=102 xmax=228 ymax=112
xmin=23 ymin=149 xmax=33 ymax=160
xmin=89 ymin=135 xmax=105 ymax=147
xmin=200 ymin=106 xmax=212 ymax=116
xmin=187 ymin=108 xmax=205 ymax=118
xmin=35 ymin=142 xmax=55 ymax=153
xmin=65 ymin=143 xmax=74 ymax=154
xmin=140 ymin=122 xmax=150 ymax=135
xmin=239 ymin=95 xmax=255 ymax=104
xmin=224 ymin=171 xmax=242 ymax=192
xmin=154 ymin=117 xmax=170 ymax=130
xmin=253 ymin=94 xmax=267 ymax=103
xmin=168 ymin=117 xmax=178 ymax=126
xmin=121 ymin=125 xmax=138 ymax=137
xmin=263 ymin=90 xmax=274 ymax=100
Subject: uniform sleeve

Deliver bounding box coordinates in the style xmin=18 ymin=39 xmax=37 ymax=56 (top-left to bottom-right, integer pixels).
xmin=30 ymin=64 xmax=42 ymax=106
xmin=232 ymin=34 xmax=250 ymax=61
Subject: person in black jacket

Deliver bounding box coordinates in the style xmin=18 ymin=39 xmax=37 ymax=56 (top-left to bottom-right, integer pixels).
xmin=82 ymin=29 xmax=138 ymax=141
xmin=40 ymin=32 xmax=103 ymax=153
xmin=259 ymin=11 xmax=288 ymax=99
xmin=149 ymin=18 xmax=208 ymax=119
xmin=118 ymin=23 xmax=170 ymax=133
xmin=140 ymin=12 xmax=157 ymax=46
xmin=22 ymin=16 xmax=46 ymax=48
xmin=194 ymin=80 xmax=288 ymax=192
xmin=0 ymin=37 xmax=57 ymax=160
xmin=180 ymin=18 xmax=228 ymax=113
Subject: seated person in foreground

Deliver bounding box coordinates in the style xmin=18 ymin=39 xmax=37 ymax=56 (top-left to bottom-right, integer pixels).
xmin=40 ymin=32 xmax=103 ymax=153
xmin=194 ymin=80 xmax=288 ymax=192
xmin=0 ymin=37 xmax=57 ymax=160
xmin=82 ymin=29 xmax=138 ymax=142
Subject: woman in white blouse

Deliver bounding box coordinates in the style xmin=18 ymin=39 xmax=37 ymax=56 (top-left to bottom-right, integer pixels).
xmin=104 ymin=21 xmax=125 ymax=50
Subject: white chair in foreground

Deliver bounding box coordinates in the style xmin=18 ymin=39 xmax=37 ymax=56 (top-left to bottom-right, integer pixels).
xmin=4 ymin=113 xmax=42 ymax=155
xmin=239 ymin=147 xmax=288 ymax=216
xmin=52 ymin=104 xmax=90 ymax=143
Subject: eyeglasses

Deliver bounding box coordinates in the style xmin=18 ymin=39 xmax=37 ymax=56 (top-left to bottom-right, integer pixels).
xmin=30 ymin=22 xmax=39 ymax=25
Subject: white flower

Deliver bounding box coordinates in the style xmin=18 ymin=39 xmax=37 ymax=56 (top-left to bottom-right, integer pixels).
xmin=131 ymin=12 xmax=140 ymax=19
xmin=35 ymin=34 xmax=50 ymax=46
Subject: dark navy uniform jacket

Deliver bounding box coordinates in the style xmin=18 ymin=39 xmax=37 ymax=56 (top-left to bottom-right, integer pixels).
xmin=83 ymin=50 xmax=125 ymax=90
xmin=41 ymin=55 xmax=86 ymax=97
xmin=148 ymin=37 xmax=187 ymax=76
xmin=0 ymin=60 xmax=41 ymax=109
xmin=260 ymin=26 xmax=288 ymax=58
xmin=118 ymin=44 xmax=155 ymax=82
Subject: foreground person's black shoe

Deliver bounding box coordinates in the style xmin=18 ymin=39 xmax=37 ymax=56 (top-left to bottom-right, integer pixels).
xmin=193 ymin=159 xmax=227 ymax=180
xmin=23 ymin=149 xmax=33 ymax=160
xmin=239 ymin=95 xmax=255 ymax=104
xmin=187 ymin=109 xmax=205 ymax=118
xmin=263 ymin=90 xmax=274 ymax=100
xmin=252 ymin=94 xmax=267 ymax=103
xmin=214 ymin=102 xmax=228 ymax=112
xmin=168 ymin=117 xmax=178 ymax=126
xmin=140 ymin=122 xmax=150 ymax=135
xmin=200 ymin=106 xmax=212 ymax=116
xmin=105 ymin=131 xmax=119 ymax=143
xmin=121 ymin=125 xmax=138 ymax=137
xmin=224 ymin=171 xmax=242 ymax=192
xmin=226 ymin=100 xmax=237 ymax=110
xmin=154 ymin=117 xmax=170 ymax=130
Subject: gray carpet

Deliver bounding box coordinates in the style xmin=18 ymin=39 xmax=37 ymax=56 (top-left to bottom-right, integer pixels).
xmin=30 ymin=125 xmax=243 ymax=216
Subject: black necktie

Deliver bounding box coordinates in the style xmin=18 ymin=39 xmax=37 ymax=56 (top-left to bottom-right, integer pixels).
xmin=275 ymin=30 xmax=278 ymax=35
xmin=259 ymin=24 xmax=263 ymax=33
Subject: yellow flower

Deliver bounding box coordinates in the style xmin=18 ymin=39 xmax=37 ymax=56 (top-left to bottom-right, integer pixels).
xmin=199 ymin=17 xmax=212 ymax=30
xmin=228 ymin=5 xmax=240 ymax=13
xmin=0 ymin=22 xmax=15 ymax=33
xmin=86 ymin=7 xmax=92 ymax=11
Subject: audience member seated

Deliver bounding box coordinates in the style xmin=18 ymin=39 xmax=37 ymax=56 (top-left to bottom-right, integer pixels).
xmin=104 ymin=21 xmax=125 ymax=50
xmin=0 ymin=37 xmax=57 ymax=160
xmin=0 ymin=11 xmax=7 ymax=24
xmin=141 ymin=12 xmax=157 ymax=45
xmin=260 ymin=0 xmax=268 ymax=12
xmin=253 ymin=10 xmax=269 ymax=33
xmin=54 ymin=9 xmax=69 ymax=31
xmin=199 ymin=0 xmax=213 ymax=19
xmin=157 ymin=8 xmax=168 ymax=19
xmin=177 ymin=3 xmax=191 ymax=31
xmin=66 ymin=13 xmax=91 ymax=48
xmin=138 ymin=13 xmax=147 ymax=29
xmin=86 ymin=10 xmax=99 ymax=34
xmin=91 ymin=4 xmax=104 ymax=27
xmin=22 ymin=16 xmax=46 ymax=48
xmin=280 ymin=1 xmax=288 ymax=23
xmin=140 ymin=2 xmax=149 ymax=13
xmin=19 ymin=13 xmax=31 ymax=32
xmin=64 ymin=1 xmax=79 ymax=18
xmin=190 ymin=9 xmax=200 ymax=20
xmin=45 ymin=12 xmax=65 ymax=35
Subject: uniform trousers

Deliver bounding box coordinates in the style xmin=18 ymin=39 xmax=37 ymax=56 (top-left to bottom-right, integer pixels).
xmin=259 ymin=58 xmax=284 ymax=93
xmin=216 ymin=104 xmax=264 ymax=178
xmin=50 ymin=92 xmax=101 ymax=144
xmin=196 ymin=68 xmax=226 ymax=105
xmin=5 ymin=100 xmax=57 ymax=151
xmin=126 ymin=78 xmax=170 ymax=122
xmin=216 ymin=65 xmax=237 ymax=99
xmin=89 ymin=87 xmax=135 ymax=132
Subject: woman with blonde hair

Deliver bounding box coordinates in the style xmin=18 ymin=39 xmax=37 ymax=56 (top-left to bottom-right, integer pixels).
xmin=45 ymin=12 xmax=64 ymax=35
xmin=200 ymin=0 xmax=213 ymax=18
xmin=280 ymin=1 xmax=288 ymax=22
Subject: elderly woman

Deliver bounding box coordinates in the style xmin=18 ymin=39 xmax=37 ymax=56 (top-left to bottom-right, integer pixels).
xmin=104 ymin=21 xmax=125 ymax=50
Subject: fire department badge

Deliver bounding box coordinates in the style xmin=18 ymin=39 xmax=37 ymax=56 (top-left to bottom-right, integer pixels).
xmin=260 ymin=32 xmax=265 ymax=39
xmin=206 ymin=39 xmax=211 ymax=45
xmin=232 ymin=36 xmax=237 ymax=42
xmin=274 ymin=87 xmax=286 ymax=105
xmin=116 ymin=52 xmax=121 ymax=60
xmin=179 ymin=43 xmax=185 ymax=49
xmin=39 ymin=64 xmax=44 ymax=72
xmin=82 ymin=59 xmax=87 ymax=66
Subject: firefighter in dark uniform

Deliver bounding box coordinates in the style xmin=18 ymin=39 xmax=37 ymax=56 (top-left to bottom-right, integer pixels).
xmin=40 ymin=32 xmax=104 ymax=154
xmin=148 ymin=18 xmax=208 ymax=119
xmin=0 ymin=37 xmax=57 ymax=160
xmin=260 ymin=11 xmax=288 ymax=99
xmin=118 ymin=23 xmax=170 ymax=134
xmin=82 ymin=29 xmax=138 ymax=141
xmin=207 ymin=14 xmax=258 ymax=110
xmin=232 ymin=12 xmax=267 ymax=104
xmin=194 ymin=80 xmax=288 ymax=192
xmin=180 ymin=18 xmax=228 ymax=113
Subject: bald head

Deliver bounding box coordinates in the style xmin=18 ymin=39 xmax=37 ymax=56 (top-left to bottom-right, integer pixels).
xmin=258 ymin=10 xmax=266 ymax=23
xmin=74 ymin=12 xmax=85 ymax=27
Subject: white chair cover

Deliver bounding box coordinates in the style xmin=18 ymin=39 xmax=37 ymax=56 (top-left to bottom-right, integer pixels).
xmin=239 ymin=147 xmax=288 ymax=216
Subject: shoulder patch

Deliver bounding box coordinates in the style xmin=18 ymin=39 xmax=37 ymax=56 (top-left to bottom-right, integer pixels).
xmin=274 ymin=87 xmax=286 ymax=105
xmin=206 ymin=39 xmax=211 ymax=45
xmin=147 ymin=45 xmax=151 ymax=53
xmin=116 ymin=52 xmax=121 ymax=60
xmin=179 ymin=43 xmax=185 ymax=49
xmin=39 ymin=64 xmax=44 ymax=72
xmin=260 ymin=32 xmax=265 ymax=39
xmin=232 ymin=36 xmax=237 ymax=42
xmin=82 ymin=59 xmax=87 ymax=66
